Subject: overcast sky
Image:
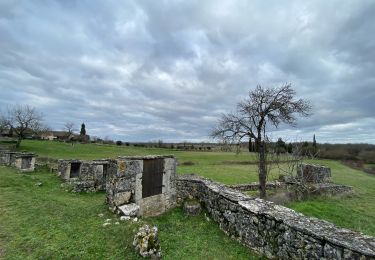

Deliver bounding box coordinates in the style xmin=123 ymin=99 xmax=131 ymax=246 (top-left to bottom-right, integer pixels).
xmin=0 ymin=0 xmax=374 ymax=143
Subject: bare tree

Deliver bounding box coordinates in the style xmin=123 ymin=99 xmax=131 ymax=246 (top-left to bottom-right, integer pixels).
xmin=0 ymin=113 xmax=9 ymax=136
xmin=211 ymin=84 xmax=311 ymax=198
xmin=64 ymin=122 xmax=76 ymax=136
xmin=4 ymin=105 xmax=45 ymax=147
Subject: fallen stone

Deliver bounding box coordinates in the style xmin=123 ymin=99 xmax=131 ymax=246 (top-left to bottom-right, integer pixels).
xmin=117 ymin=203 xmax=139 ymax=217
xmin=103 ymin=222 xmax=111 ymax=227
xmin=120 ymin=216 xmax=131 ymax=221
xmin=35 ymin=182 xmax=43 ymax=187
xmin=133 ymin=217 xmax=138 ymax=222
xmin=115 ymin=222 xmax=120 ymax=225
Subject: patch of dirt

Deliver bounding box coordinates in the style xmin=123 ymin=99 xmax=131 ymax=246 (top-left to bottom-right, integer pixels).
xmin=179 ymin=161 xmax=195 ymax=166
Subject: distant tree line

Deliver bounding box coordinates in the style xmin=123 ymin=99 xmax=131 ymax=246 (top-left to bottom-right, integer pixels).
xmin=317 ymin=143 xmax=375 ymax=163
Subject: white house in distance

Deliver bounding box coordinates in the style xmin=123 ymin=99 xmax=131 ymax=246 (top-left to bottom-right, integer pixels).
xmin=41 ymin=131 xmax=76 ymax=141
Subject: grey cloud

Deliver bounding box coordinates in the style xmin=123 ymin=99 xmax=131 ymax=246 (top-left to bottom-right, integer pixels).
xmin=0 ymin=0 xmax=374 ymax=143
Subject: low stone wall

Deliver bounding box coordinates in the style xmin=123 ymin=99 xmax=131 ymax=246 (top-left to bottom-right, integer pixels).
xmin=177 ymin=174 xmax=375 ymax=259
xmin=229 ymin=181 xmax=353 ymax=199
xmin=308 ymin=183 xmax=353 ymax=196
xmin=228 ymin=181 xmax=285 ymax=191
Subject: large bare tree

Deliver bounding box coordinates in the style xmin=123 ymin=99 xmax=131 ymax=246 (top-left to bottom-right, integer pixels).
xmin=211 ymin=84 xmax=311 ymax=198
xmin=4 ymin=105 xmax=45 ymax=147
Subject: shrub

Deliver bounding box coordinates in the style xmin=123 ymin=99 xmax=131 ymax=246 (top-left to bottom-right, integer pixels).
xmin=358 ymin=151 xmax=375 ymax=164
xmin=116 ymin=140 xmax=123 ymax=146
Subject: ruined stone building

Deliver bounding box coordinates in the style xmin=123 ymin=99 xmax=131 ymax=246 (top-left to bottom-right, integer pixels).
xmin=57 ymin=155 xmax=177 ymax=217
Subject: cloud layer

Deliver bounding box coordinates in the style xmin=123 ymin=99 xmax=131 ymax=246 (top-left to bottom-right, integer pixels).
xmin=0 ymin=0 xmax=374 ymax=143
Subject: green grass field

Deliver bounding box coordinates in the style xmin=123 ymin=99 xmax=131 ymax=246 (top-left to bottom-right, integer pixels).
xmin=18 ymin=140 xmax=375 ymax=236
xmin=0 ymin=166 xmax=259 ymax=259
xmin=1 ymin=140 xmax=374 ymax=258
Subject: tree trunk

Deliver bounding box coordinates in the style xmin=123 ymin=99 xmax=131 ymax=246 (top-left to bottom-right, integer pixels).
xmin=16 ymin=137 xmax=21 ymax=148
xmin=248 ymin=138 xmax=252 ymax=152
xmin=258 ymin=142 xmax=267 ymax=198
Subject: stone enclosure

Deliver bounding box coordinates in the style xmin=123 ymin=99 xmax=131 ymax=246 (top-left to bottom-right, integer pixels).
xmin=230 ymin=163 xmax=352 ymax=204
xmin=106 ymin=155 xmax=177 ymax=217
xmin=57 ymin=155 xmax=177 ymax=217
xmin=54 ymin=157 xmax=374 ymax=259
xmin=0 ymin=150 xmax=36 ymax=172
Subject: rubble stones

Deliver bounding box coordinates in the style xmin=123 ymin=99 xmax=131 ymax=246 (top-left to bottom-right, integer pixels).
xmin=120 ymin=216 xmax=130 ymax=221
xmin=133 ymin=225 xmax=161 ymax=259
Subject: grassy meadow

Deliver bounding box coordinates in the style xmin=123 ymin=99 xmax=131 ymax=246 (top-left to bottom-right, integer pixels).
xmin=1 ymin=139 xmax=375 ymax=258
xmin=18 ymin=140 xmax=375 ymax=236
xmin=0 ymin=166 xmax=259 ymax=259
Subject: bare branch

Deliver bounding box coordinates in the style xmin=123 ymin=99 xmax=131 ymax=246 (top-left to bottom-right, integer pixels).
xmin=210 ymin=84 xmax=311 ymax=199
xmin=5 ymin=104 xmax=45 ymax=147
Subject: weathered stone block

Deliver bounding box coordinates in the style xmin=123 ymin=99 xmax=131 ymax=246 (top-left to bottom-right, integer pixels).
xmin=118 ymin=203 xmax=139 ymax=217
xmin=297 ymin=163 xmax=331 ymax=183
xmin=113 ymin=191 xmax=132 ymax=206
xmin=183 ymin=200 xmax=201 ymax=216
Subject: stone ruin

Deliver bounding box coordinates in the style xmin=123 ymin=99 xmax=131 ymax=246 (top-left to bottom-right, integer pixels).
xmin=56 ymin=155 xmax=177 ymax=217
xmin=57 ymin=159 xmax=117 ymax=192
xmin=229 ymin=163 xmax=352 ymax=203
xmin=106 ymin=155 xmax=177 ymax=217
xmin=297 ymin=163 xmax=331 ymax=183
xmin=0 ymin=150 xmax=36 ymax=172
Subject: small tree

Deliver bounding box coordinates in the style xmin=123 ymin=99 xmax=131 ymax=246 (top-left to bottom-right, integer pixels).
xmin=64 ymin=122 xmax=76 ymax=136
xmin=78 ymin=123 xmax=89 ymax=143
xmin=211 ymin=84 xmax=311 ymax=198
xmin=3 ymin=105 xmax=45 ymax=147
xmin=287 ymin=143 xmax=293 ymax=153
xmin=80 ymin=123 xmax=86 ymax=136
xmin=312 ymin=134 xmax=318 ymax=155
xmin=276 ymin=137 xmax=287 ymax=154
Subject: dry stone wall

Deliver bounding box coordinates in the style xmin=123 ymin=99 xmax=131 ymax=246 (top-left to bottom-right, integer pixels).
xmin=57 ymin=159 xmax=117 ymax=192
xmin=229 ymin=181 xmax=353 ymax=199
xmin=177 ymin=174 xmax=375 ymax=259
